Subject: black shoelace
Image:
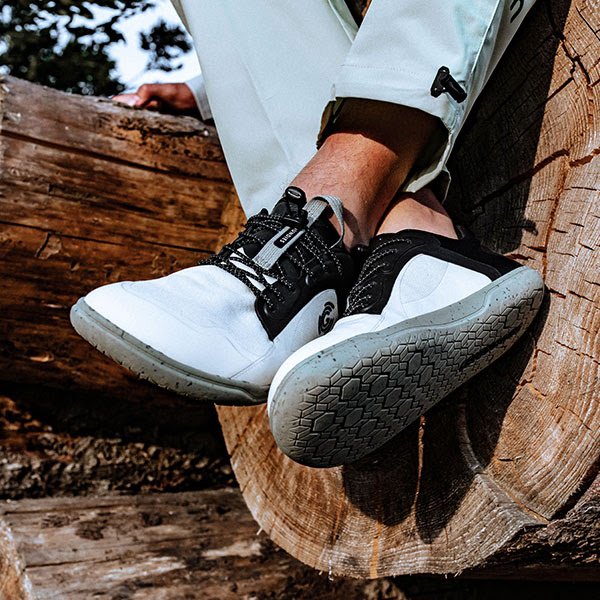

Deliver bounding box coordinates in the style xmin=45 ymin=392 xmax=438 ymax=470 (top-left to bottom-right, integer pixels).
xmin=203 ymin=210 xmax=343 ymax=312
xmin=344 ymin=237 xmax=411 ymax=316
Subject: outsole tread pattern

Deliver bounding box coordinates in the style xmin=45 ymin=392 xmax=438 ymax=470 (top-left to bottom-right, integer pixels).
xmin=271 ymin=270 xmax=544 ymax=467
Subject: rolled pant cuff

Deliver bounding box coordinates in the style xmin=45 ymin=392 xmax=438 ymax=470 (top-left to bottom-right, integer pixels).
xmin=333 ymin=67 xmax=464 ymax=134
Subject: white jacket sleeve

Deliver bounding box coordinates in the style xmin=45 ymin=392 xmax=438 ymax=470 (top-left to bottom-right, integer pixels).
xmin=184 ymin=74 xmax=213 ymax=121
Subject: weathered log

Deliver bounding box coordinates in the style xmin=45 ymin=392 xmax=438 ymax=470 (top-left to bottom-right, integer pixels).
xmin=0 ymin=485 xmax=597 ymax=600
xmin=0 ymin=0 xmax=598 ymax=582
xmin=0 ymin=489 xmax=403 ymax=600
xmin=471 ymin=472 xmax=600 ymax=580
xmin=0 ymin=74 xmax=236 ymax=405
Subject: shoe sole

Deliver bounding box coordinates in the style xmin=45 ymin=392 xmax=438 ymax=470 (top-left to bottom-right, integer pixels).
xmin=269 ymin=266 xmax=544 ymax=467
xmin=70 ymin=299 xmax=268 ymax=405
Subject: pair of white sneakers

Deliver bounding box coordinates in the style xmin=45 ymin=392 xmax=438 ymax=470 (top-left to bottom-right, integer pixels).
xmin=71 ymin=187 xmax=544 ymax=467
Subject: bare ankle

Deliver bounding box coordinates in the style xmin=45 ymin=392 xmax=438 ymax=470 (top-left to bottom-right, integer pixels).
xmin=289 ymin=100 xmax=442 ymax=248
xmin=376 ymin=188 xmax=458 ymax=239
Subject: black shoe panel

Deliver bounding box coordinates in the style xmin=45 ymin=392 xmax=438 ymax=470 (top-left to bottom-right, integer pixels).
xmin=345 ymin=228 xmax=521 ymax=316
xmin=255 ymin=245 xmax=356 ymax=339
xmin=206 ymin=187 xmax=357 ymax=341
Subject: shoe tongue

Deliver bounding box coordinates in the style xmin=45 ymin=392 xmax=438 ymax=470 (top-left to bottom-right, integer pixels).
xmin=265 ymin=186 xmax=342 ymax=249
xmin=238 ymin=187 xmax=343 ymax=268
xmin=236 ymin=187 xmax=306 ymax=261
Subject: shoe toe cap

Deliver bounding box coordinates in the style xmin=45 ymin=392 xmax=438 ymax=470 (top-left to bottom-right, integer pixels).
xmin=82 ymin=281 xmax=256 ymax=378
xmin=84 ymin=280 xmax=162 ymax=339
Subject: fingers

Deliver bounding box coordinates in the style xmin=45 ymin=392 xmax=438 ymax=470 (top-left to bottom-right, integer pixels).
xmin=112 ymin=85 xmax=167 ymax=110
xmin=112 ymin=93 xmax=142 ymax=107
xmin=136 ymin=84 xmax=171 ymax=108
xmin=112 ymin=83 xmax=197 ymax=115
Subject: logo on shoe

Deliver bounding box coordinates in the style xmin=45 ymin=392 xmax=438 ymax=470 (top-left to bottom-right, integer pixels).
xmin=274 ymin=227 xmax=301 ymax=248
xmin=510 ymin=0 xmax=524 ymax=22
xmin=318 ymin=301 xmax=336 ymax=335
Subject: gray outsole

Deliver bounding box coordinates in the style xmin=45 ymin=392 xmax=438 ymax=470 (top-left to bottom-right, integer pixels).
xmin=269 ymin=266 xmax=544 ymax=468
xmin=70 ymin=299 xmax=268 ymax=405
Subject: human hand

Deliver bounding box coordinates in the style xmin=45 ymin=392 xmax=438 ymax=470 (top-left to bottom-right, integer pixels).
xmin=112 ymin=83 xmax=200 ymax=117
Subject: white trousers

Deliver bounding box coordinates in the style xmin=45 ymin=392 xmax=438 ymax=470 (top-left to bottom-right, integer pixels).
xmin=172 ymin=0 xmax=536 ymax=217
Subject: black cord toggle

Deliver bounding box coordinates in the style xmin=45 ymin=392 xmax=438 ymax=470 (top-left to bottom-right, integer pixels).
xmin=431 ymin=66 xmax=467 ymax=103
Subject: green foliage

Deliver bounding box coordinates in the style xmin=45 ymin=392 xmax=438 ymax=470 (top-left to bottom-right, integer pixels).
xmin=140 ymin=19 xmax=191 ymax=72
xmin=0 ymin=1 xmax=191 ymax=96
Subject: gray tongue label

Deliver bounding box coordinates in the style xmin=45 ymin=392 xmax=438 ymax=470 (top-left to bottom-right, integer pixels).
xmin=274 ymin=227 xmax=301 ymax=248
xmin=252 ymin=198 xmax=332 ymax=271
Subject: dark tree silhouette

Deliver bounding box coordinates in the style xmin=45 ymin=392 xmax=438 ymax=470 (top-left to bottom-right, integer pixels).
xmin=0 ymin=1 xmax=191 ymax=96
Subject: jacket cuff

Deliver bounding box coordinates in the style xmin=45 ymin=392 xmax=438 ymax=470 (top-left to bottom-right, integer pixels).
xmin=184 ymin=75 xmax=213 ymax=121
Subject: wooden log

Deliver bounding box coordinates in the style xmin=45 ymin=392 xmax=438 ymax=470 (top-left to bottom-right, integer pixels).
xmin=470 ymin=472 xmax=600 ymax=580
xmin=0 ymin=76 xmax=232 ymax=496
xmin=0 ymin=75 xmax=236 ymax=405
xmin=0 ymin=490 xmax=402 ymax=600
xmin=0 ymin=486 xmax=597 ymax=600
xmin=0 ymin=519 xmax=30 ymax=600
xmin=214 ymin=0 xmax=600 ymax=578
xmin=0 ymin=0 xmax=597 ymax=581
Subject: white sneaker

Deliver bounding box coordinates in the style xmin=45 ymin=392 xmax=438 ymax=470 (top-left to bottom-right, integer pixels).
xmin=268 ymin=228 xmax=545 ymax=466
xmin=70 ymin=187 xmax=356 ymax=404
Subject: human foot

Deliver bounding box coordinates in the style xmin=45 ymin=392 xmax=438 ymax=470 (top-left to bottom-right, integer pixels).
xmin=268 ymin=228 xmax=544 ymax=466
xmin=70 ymin=187 xmax=357 ymax=404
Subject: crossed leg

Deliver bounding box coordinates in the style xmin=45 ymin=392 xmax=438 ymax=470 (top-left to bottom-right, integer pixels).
xmin=71 ymin=0 xmax=544 ymax=467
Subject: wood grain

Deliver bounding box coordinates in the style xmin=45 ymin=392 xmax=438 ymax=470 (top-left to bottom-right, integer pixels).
xmin=0 ymin=485 xmax=597 ymax=599
xmin=0 ymin=76 xmax=236 ymax=404
xmin=0 ymin=490 xmax=402 ymax=600
xmin=0 ymin=0 xmax=598 ymax=580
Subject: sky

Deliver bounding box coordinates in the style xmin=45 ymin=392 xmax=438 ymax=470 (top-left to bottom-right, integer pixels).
xmin=107 ymin=0 xmax=201 ymax=92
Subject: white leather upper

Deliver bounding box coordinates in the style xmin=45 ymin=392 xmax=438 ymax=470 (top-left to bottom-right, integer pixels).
xmin=85 ymin=264 xmax=338 ymax=386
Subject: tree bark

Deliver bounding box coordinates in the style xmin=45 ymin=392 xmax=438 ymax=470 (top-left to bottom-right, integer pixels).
xmin=0 ymin=75 xmax=235 ymax=405
xmin=0 ymin=0 xmax=598 ymax=582
xmin=0 ymin=483 xmax=597 ymax=600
